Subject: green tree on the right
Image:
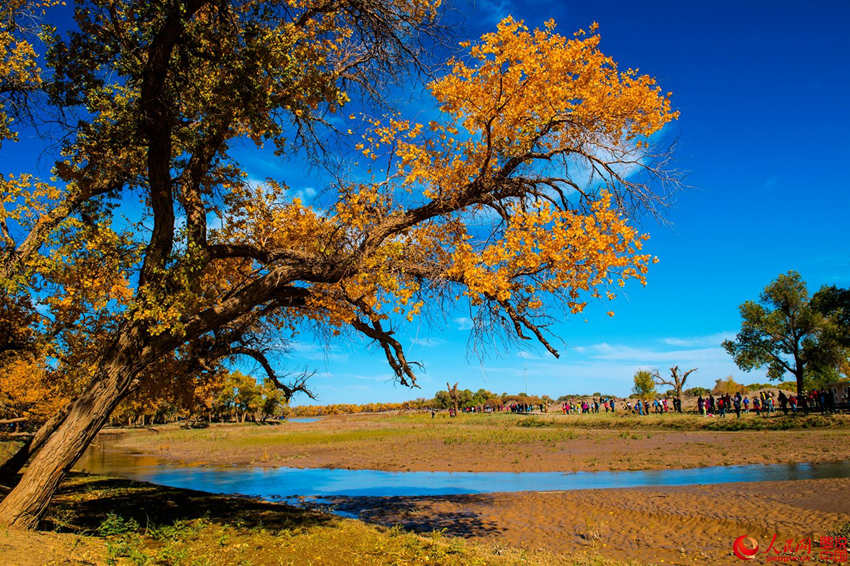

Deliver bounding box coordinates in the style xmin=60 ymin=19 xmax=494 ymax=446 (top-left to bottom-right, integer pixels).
xmin=723 ymin=271 xmax=849 ymax=398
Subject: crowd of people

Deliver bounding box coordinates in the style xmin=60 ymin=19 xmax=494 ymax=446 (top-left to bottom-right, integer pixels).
xmin=508 ymin=403 xmax=547 ymax=414
xmin=436 ymin=387 xmax=847 ymax=418
xmin=558 ymin=397 xmax=684 ymax=415
xmin=560 ymin=398 xmax=619 ymax=414
xmin=442 ymin=402 xmax=547 ymax=416
xmin=557 ymin=389 xmax=847 ymax=418
xmin=696 ymin=389 xmax=843 ymax=417
xmin=622 ymin=397 xmax=683 ymax=415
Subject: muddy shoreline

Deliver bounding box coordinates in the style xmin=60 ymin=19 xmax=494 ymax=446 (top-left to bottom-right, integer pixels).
xmin=99 ymin=415 xmax=850 ymax=474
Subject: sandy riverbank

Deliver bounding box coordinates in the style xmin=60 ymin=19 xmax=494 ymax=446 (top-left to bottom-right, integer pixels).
xmin=328 ymin=477 xmax=850 ymax=565
xmin=2 ymin=474 xmax=846 ymax=565
xmin=103 ymin=413 xmax=850 ymax=473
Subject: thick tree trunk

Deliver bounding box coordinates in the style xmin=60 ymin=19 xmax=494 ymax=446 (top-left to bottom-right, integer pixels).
xmin=0 ymin=406 xmax=70 ymax=482
xmin=796 ymin=372 xmax=804 ymax=401
xmin=0 ymin=333 xmax=143 ymax=529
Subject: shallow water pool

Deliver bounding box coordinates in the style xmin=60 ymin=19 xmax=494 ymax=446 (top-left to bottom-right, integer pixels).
xmin=76 ymin=443 xmax=850 ymax=499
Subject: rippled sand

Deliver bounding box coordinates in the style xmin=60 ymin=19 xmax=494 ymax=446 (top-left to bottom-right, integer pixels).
xmin=330 ymin=478 xmax=850 ymax=565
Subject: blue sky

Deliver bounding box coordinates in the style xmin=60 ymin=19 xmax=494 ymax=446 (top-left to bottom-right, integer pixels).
xmin=3 ymin=0 xmax=848 ymax=403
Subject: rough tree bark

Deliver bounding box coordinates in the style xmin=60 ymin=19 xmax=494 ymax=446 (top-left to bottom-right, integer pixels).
xmin=0 ymin=331 xmax=144 ymax=528
xmin=0 ymin=406 xmax=70 ymax=482
xmin=794 ymin=369 xmax=805 ymax=406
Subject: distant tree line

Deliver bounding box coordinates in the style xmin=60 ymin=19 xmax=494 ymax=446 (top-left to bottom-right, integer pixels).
xmin=432 ymin=388 xmax=552 ymax=410
xmin=109 ymin=370 xmax=289 ymax=426
xmin=290 ymin=389 xmax=556 ymax=416
xmin=291 ymin=400 xmax=433 ymax=416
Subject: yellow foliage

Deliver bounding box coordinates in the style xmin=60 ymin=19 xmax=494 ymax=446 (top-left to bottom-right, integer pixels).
xmin=286 ymin=18 xmax=677 ymax=336
xmin=0 ymin=0 xmax=64 ymax=144
xmin=0 ymin=357 xmax=68 ymax=422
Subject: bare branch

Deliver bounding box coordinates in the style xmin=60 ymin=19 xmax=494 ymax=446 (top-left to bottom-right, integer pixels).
xmin=349 ymin=306 xmax=421 ymax=387
xmin=229 ymin=347 xmax=315 ymax=402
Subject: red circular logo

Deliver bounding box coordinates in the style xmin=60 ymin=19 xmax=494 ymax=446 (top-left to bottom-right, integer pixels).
xmin=733 ymin=535 xmax=759 ymax=560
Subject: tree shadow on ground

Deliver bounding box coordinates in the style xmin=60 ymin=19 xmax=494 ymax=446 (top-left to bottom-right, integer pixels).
xmin=41 ymin=472 xmax=333 ymax=533
xmin=323 ymin=494 xmax=504 ymax=539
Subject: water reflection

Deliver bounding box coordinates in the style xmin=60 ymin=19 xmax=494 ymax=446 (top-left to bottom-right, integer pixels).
xmin=76 ymin=442 xmax=850 ymax=500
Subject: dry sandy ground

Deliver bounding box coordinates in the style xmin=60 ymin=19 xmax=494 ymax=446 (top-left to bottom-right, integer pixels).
xmin=328 ymin=478 xmax=850 ymax=566
xmin=2 ymin=479 xmax=846 ymax=565
xmin=0 ymin=529 xmax=106 ymax=565
xmin=108 ymin=416 xmax=850 ymax=473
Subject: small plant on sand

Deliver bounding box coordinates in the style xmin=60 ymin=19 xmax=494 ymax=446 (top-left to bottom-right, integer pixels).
xmin=105 ymin=533 xmax=148 ymax=566
xmin=833 ymin=521 xmax=850 ymax=539
xmin=148 ymin=518 xmax=205 ymax=541
xmin=98 ymin=513 xmax=141 ymax=537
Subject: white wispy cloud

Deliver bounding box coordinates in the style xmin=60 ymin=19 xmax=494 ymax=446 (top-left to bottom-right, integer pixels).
xmin=474 ymin=0 xmax=515 ymax=24
xmin=454 ymin=317 xmax=474 ymax=331
xmin=349 ymin=373 xmax=395 ymax=383
xmin=309 ymin=371 xmax=334 ymax=380
xmin=661 ymin=331 xmax=736 ymax=348
xmin=586 ymin=342 xmax=725 ymax=363
xmin=292 ymin=186 xmax=317 ymax=203
xmin=410 ymin=337 xmax=446 ymax=347
xmin=245 ymin=176 xmax=266 ymax=191
xmin=517 ymin=350 xmax=542 ymax=360
xmin=289 ymin=341 xmax=349 ymax=362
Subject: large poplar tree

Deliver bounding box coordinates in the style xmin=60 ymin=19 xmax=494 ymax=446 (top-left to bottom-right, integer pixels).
xmin=0 ymin=0 xmax=678 ymax=528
